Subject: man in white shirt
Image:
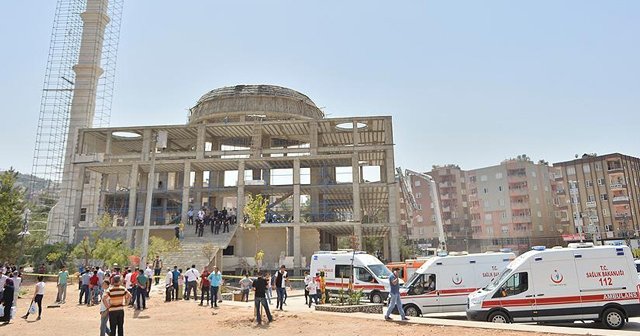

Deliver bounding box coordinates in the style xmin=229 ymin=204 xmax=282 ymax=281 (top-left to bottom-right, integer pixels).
xmin=124 ymin=269 xmax=133 ymax=292
xmin=144 ymin=265 xmax=154 ymax=298
xmin=164 ymin=268 xmax=173 ymax=302
xmin=303 ymin=271 xmax=312 ymax=305
xmin=184 ymin=265 xmax=200 ymax=300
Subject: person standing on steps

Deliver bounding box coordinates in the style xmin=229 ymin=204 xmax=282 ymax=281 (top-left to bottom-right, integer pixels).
xmin=153 ymin=256 xmax=163 ymax=285
xmin=384 ymin=267 xmax=409 ymax=322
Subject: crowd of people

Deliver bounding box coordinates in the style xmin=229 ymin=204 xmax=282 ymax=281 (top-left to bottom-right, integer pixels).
xmin=181 ymin=206 xmax=237 ymax=238
xmin=0 ymin=258 xmax=353 ymax=333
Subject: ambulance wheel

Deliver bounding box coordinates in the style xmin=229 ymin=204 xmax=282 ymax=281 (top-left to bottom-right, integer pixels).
xmin=602 ymin=308 xmax=625 ymax=330
xmin=404 ymin=304 xmax=420 ymax=317
xmin=488 ymin=311 xmax=510 ymax=324
xmin=370 ymin=291 xmax=383 ymax=304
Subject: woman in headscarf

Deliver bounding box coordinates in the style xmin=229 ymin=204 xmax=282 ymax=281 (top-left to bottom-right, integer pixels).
xmin=0 ymin=278 xmax=15 ymax=324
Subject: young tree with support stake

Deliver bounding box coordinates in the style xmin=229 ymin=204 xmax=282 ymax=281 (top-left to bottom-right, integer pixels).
xmin=243 ymin=193 xmax=269 ymax=272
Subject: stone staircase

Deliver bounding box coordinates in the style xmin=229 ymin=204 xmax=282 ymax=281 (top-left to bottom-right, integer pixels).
xmin=162 ymin=223 xmax=237 ymax=270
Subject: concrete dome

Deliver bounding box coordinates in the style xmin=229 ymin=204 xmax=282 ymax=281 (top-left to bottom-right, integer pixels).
xmin=188 ymin=84 xmax=324 ymax=124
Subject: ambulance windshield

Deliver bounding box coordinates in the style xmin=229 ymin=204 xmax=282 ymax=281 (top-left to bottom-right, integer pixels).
xmin=484 ymin=268 xmax=512 ymax=291
xmin=368 ymin=264 xmax=393 ymax=279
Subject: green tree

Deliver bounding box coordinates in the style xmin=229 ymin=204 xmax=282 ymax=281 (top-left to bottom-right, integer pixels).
xmin=71 ymin=236 xmax=93 ymax=266
xmin=0 ymin=169 xmax=27 ymax=262
xmin=243 ymin=193 xmax=269 ymax=269
xmin=93 ymin=238 xmax=133 ymax=267
xmin=147 ymin=236 xmax=180 ymax=260
xmin=69 ymin=213 xmax=113 ymax=266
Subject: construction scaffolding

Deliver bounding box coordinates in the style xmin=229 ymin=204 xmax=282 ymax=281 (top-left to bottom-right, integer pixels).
xmin=30 ymin=0 xmax=123 ymax=201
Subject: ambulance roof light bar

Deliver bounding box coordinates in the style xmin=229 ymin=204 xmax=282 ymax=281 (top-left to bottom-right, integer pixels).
xmin=567 ymin=242 xmax=595 ymax=248
xmin=531 ymin=246 xmax=546 ymax=251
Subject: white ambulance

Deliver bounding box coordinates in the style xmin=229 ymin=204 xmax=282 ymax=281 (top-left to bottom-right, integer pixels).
xmin=399 ymin=251 xmax=515 ymax=317
xmin=467 ymin=243 xmax=640 ymax=329
xmin=310 ymin=250 xmax=391 ymax=303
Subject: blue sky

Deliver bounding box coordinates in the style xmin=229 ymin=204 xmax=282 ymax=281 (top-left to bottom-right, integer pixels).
xmin=1 ymin=1 xmax=638 ymax=175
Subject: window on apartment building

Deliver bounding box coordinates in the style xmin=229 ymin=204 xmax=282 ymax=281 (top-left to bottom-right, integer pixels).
xmin=554 ymin=211 xmax=561 ymax=218
xmin=430 ymin=202 xmax=434 ymax=209
xmin=419 ymin=228 xmax=425 ymax=235
xmin=483 ymin=188 xmax=488 ymax=194
xmin=495 ymin=172 xmax=503 ymax=179
xmin=567 ymin=167 xmax=576 ymax=175
xmin=604 ymin=224 xmax=612 ymax=232
xmin=499 ymin=199 xmax=505 ymax=206
xmin=533 ymin=185 xmax=538 ymax=191
xmin=531 ymin=171 xmax=537 ymax=177
xmin=585 ymin=180 xmax=593 ymax=187
xmin=80 ymin=208 xmax=87 ymax=221
xmin=485 ymin=213 xmax=493 ymax=222
xmin=583 ymin=164 xmax=591 ymax=173
xmin=414 ymin=180 xmax=421 ymax=187
xmin=587 ymin=194 xmax=595 ymax=202
xmin=452 ymin=212 xmax=457 ymax=219
xmin=602 ymin=208 xmax=609 ymax=217
xmin=544 ymin=186 xmax=549 ymax=192
xmin=600 ymin=193 xmax=608 ymax=201
xmin=535 ymin=198 xmax=540 ymax=204
xmin=469 ymin=176 xmax=476 ymax=183
xmin=416 ymin=204 xmax=422 ymax=210
xmin=462 ymin=201 xmax=468 ymax=207
xmin=416 ymin=215 xmax=423 ymax=223
xmin=487 ymin=227 xmax=494 ymax=235
xmin=597 ymin=178 xmax=605 ymax=186
xmin=480 ymin=175 xmax=488 ymax=182
xmin=83 ymin=171 xmax=91 ymax=184
xmin=501 ymin=212 xmax=507 ymax=219
xmin=571 ymin=196 xmax=580 ymax=204
xmin=415 ymin=192 xmax=422 ymax=199
xmin=484 ymin=200 xmax=490 ymax=207
xmin=537 ymin=211 xmax=542 ymax=217
xmin=538 ymin=225 xmax=544 ymax=232
xmin=498 ymin=186 xmax=503 ymax=192
xmin=595 ymin=162 xmax=602 ymax=171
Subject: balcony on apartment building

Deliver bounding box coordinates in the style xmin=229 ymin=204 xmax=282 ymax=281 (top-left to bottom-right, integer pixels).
xmin=440 ymin=193 xmax=452 ymax=200
xmin=554 ymin=173 xmax=564 ymax=181
xmin=439 ymin=181 xmax=455 ymax=188
xmin=585 ymin=201 xmax=597 ymax=208
xmin=441 ymin=206 xmax=451 ymax=212
xmin=610 ymin=182 xmax=626 ymax=189
xmin=512 ymin=215 xmax=532 ymax=224
xmin=612 ymin=195 xmax=630 ymax=203
xmin=607 ymin=161 xmax=623 ymax=172
xmin=509 ymin=187 xmax=529 ymax=196
xmin=511 ymin=201 xmax=530 ymax=210
xmin=507 ymin=174 xmax=527 ymax=183
xmin=614 ymin=212 xmax=631 ymax=219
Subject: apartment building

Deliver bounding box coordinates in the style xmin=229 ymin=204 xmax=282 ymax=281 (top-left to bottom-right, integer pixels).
xmin=552 ymin=153 xmax=640 ymax=242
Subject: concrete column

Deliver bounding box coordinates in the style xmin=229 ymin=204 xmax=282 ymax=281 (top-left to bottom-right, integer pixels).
xmin=196 ymin=125 xmax=205 ymax=159
xmin=141 ymin=151 xmax=156 ymax=266
xmin=181 ymin=161 xmax=191 ymax=225
xmin=194 ymin=170 xmax=203 ymax=209
xmin=352 ymin=153 xmax=362 ymax=249
xmin=383 ymin=234 xmax=390 ymax=261
xmin=293 ymin=159 xmax=301 ymax=223
xmin=293 ymin=225 xmax=301 ymax=273
xmin=127 ymin=164 xmax=138 ymax=244
xmin=105 ymin=131 xmax=112 ymax=155
xmin=384 ymin=118 xmax=400 ymax=261
xmin=236 ymin=161 xmax=246 ymax=256
xmin=309 ymin=121 xmax=318 ymax=155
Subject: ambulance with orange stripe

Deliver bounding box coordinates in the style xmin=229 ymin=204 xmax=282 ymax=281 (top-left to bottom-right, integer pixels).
xmin=310 ymin=250 xmax=391 ymax=303
xmin=467 ymin=243 xmax=640 ymax=329
xmin=399 ymin=251 xmax=515 ymax=317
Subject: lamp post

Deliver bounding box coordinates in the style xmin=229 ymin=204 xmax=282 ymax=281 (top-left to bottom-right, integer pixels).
xmin=17 ymin=208 xmax=32 ymax=266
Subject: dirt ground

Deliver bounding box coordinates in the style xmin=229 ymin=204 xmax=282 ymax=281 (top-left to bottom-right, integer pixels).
xmin=2 ymin=280 xmax=551 ymax=336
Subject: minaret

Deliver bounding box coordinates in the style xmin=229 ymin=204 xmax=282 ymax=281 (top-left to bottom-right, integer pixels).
xmin=49 ymin=0 xmax=110 ymax=242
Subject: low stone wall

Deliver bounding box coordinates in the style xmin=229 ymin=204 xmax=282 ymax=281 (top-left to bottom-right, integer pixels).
xmin=315 ymin=303 xmax=383 ymax=314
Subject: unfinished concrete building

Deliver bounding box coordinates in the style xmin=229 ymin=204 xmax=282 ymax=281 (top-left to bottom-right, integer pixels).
xmin=57 ymin=85 xmax=400 ymax=272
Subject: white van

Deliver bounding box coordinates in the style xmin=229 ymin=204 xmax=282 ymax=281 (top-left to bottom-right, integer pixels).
xmin=400 ymin=251 xmax=515 ymax=317
xmin=310 ymin=251 xmax=391 ymax=303
xmin=467 ymin=243 xmax=640 ymax=329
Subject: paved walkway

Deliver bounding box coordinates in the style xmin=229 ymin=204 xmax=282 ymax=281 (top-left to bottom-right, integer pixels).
xmin=223 ymin=293 xmax=640 ymax=335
